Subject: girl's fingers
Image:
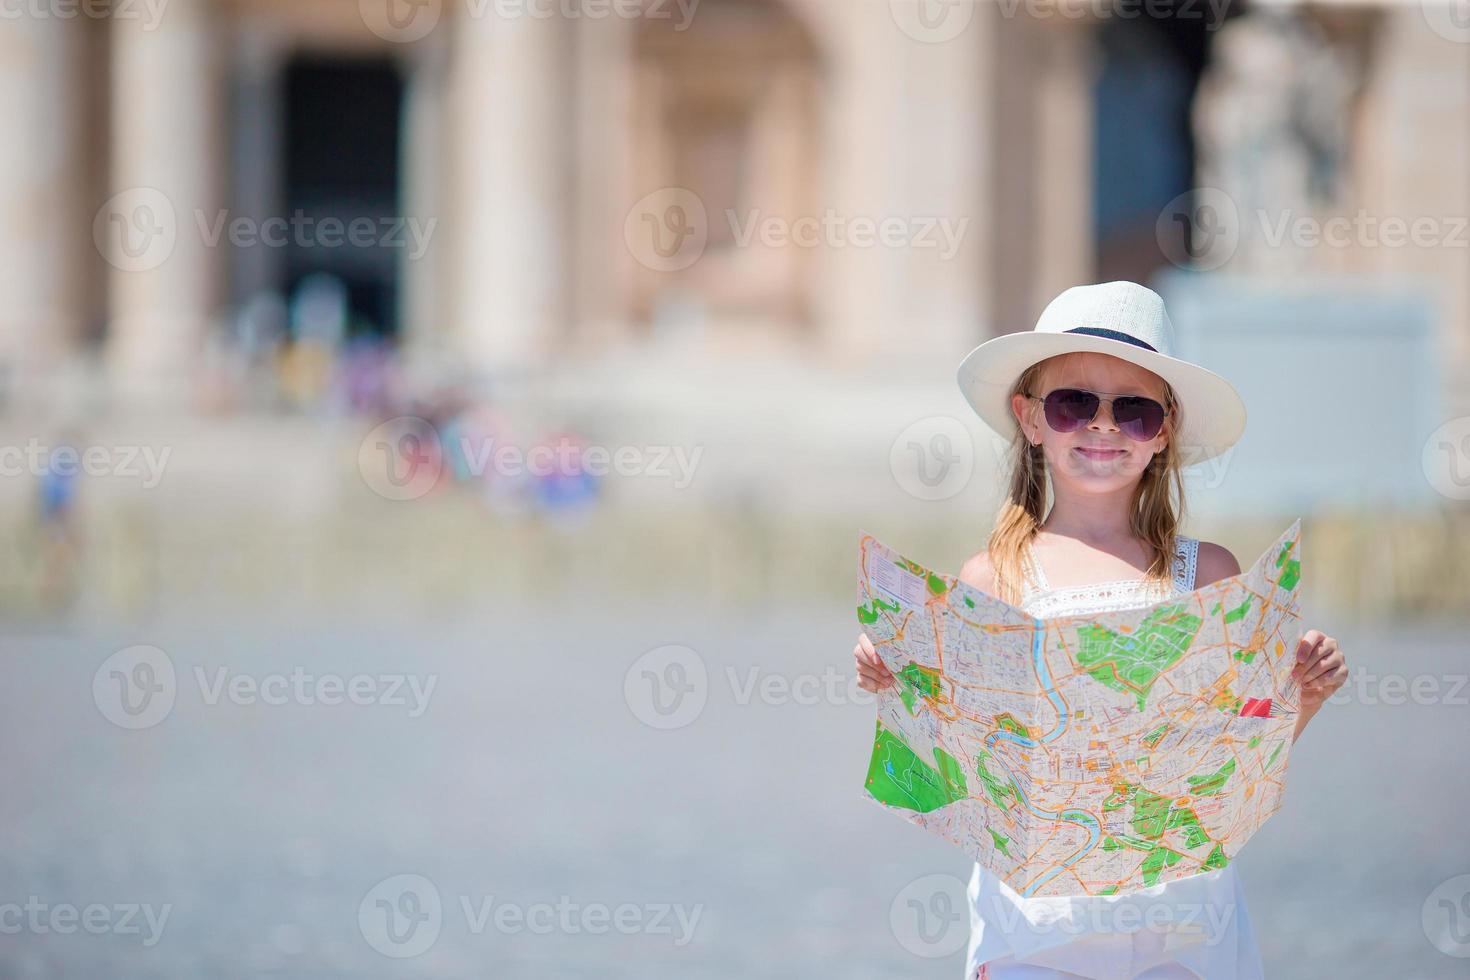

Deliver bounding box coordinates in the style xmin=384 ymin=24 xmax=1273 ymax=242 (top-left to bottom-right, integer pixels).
xmin=854 ymin=640 xmax=893 ymax=675
xmin=1291 ymin=631 xmax=1325 ymax=679
xmin=1305 ymin=662 xmax=1348 ymax=694
xmin=1302 ymin=649 xmax=1343 ymax=686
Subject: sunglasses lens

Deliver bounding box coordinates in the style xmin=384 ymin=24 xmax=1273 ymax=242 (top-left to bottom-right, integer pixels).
xmin=1043 ymin=388 xmax=1099 ymax=432
xmin=1113 ymin=397 xmax=1166 ymax=441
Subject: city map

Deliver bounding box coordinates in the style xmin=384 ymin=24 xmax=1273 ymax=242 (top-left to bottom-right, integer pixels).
xmin=858 ymin=520 xmax=1303 ymax=897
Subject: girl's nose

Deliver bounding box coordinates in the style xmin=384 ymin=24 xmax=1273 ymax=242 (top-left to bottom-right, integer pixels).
xmin=1088 ymin=401 xmax=1119 ymax=431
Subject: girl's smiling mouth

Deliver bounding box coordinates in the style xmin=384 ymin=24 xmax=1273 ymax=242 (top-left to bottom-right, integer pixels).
xmin=1072 ymin=446 xmax=1127 ymax=460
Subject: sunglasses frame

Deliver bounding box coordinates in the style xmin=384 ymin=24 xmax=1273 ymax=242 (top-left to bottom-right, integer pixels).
xmin=1021 ymin=386 xmax=1173 ymax=442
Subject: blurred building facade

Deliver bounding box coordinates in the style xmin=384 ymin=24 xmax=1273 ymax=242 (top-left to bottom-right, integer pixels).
xmin=3 ymin=0 xmax=1466 ymax=407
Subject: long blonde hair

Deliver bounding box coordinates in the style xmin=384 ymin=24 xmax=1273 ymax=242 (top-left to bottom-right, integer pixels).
xmin=986 ymin=358 xmax=1188 ymax=605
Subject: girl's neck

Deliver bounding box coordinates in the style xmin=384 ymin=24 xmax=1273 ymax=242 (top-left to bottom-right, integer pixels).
xmin=1040 ymin=490 xmax=1136 ymax=546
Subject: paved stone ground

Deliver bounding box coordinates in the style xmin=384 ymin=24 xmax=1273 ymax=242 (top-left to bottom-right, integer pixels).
xmin=0 ymin=605 xmax=1466 ymax=978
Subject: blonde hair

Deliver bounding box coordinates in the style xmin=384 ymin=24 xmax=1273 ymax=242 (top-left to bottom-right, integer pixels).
xmin=986 ymin=357 xmax=1188 ymax=606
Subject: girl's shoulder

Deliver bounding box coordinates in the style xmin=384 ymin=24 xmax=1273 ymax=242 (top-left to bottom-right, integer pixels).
xmin=1194 ymin=539 xmax=1242 ymax=589
xmin=958 ymin=550 xmax=998 ymax=598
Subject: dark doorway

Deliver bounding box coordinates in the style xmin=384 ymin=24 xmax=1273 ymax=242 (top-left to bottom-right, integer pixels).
xmin=281 ymin=56 xmax=404 ymax=340
xmin=1092 ymin=9 xmax=1236 ymax=283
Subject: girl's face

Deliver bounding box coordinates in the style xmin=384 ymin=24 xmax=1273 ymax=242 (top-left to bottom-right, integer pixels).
xmin=1010 ymin=352 xmax=1172 ymax=491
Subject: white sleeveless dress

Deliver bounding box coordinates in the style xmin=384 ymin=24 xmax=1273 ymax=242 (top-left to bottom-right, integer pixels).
xmin=965 ymin=534 xmax=1266 ymax=980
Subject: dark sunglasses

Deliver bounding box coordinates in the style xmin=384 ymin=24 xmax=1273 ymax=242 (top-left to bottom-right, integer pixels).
xmin=1023 ymin=387 xmax=1171 ymax=441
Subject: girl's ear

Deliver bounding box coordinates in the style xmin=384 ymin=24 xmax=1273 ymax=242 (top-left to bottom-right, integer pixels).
xmin=1010 ymin=392 xmax=1035 ymax=444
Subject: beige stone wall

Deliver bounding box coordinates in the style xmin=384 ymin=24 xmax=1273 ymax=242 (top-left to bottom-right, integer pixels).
xmin=0 ymin=0 xmax=1463 ymax=420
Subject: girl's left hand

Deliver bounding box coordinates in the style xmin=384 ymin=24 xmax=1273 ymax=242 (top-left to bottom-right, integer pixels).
xmin=1291 ymin=629 xmax=1348 ymax=711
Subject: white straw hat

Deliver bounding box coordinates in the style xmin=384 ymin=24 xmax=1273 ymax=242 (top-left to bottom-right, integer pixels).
xmin=956 ymin=280 xmax=1246 ymax=465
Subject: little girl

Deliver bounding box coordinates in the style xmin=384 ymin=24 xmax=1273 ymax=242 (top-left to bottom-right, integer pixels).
xmin=854 ymin=281 xmax=1349 ymax=979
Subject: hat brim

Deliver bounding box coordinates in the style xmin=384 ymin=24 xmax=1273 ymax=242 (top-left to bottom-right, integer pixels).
xmin=956 ymin=332 xmax=1246 ymax=466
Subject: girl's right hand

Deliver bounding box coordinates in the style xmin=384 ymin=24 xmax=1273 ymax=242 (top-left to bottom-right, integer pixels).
xmin=854 ymin=632 xmax=897 ymax=693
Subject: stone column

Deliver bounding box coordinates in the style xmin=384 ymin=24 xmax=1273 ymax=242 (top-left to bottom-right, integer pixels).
xmin=0 ymin=15 xmax=91 ymax=393
xmin=1028 ymin=20 xmax=1098 ymax=318
xmin=815 ymin=0 xmax=992 ymax=368
xmin=448 ymin=3 xmax=571 ymax=377
xmin=104 ymin=0 xmax=220 ymax=399
xmin=1358 ymin=8 xmax=1470 ymax=419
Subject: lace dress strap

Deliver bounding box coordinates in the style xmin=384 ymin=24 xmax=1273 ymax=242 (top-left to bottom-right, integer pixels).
xmin=1172 ymin=535 xmax=1199 ymax=591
